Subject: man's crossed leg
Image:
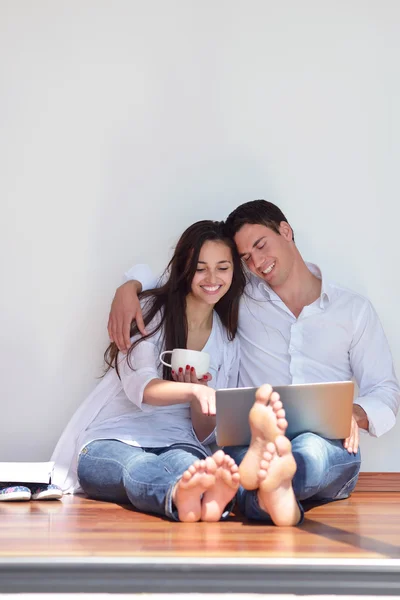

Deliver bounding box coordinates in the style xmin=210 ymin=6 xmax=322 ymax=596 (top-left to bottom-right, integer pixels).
xmin=225 ymin=384 xmax=361 ymax=525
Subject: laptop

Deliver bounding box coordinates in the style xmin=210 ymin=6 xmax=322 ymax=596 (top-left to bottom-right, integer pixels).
xmin=215 ymin=381 xmax=354 ymax=446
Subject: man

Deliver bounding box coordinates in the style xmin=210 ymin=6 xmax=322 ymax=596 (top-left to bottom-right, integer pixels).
xmin=107 ymin=200 xmax=399 ymax=522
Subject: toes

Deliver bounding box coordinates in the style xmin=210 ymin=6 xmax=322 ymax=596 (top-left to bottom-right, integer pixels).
xmin=182 ymin=459 xmax=207 ymax=480
xmin=205 ymin=456 xmax=218 ymax=474
xmin=212 ymin=450 xmax=226 ymax=466
xmin=270 ymin=391 xmax=281 ymax=405
xmin=258 ymin=468 xmax=268 ymax=480
xmin=275 ymin=435 xmax=292 ymax=455
xmin=223 ymin=455 xmax=239 ymax=474
xmin=266 ymin=441 xmax=275 ymax=454
xmin=271 ymin=398 xmax=283 ymax=411
xmin=220 ymin=463 xmax=241 ymax=488
xmin=255 ymin=384 xmax=273 ymax=405
xmin=277 ymin=417 xmax=288 ymax=430
xmin=276 ymin=408 xmax=285 ymax=418
xmin=222 ymin=454 xmax=231 ymax=467
xmin=181 ymin=469 xmax=192 ymax=481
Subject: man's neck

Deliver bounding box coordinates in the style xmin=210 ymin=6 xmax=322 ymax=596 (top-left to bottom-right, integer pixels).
xmin=270 ymin=256 xmax=322 ymax=318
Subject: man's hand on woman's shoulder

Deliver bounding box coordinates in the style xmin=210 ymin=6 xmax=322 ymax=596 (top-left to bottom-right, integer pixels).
xmin=107 ymin=280 xmax=147 ymax=351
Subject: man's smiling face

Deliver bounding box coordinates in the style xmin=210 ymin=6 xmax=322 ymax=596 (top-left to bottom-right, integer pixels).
xmin=234 ymin=222 xmax=295 ymax=287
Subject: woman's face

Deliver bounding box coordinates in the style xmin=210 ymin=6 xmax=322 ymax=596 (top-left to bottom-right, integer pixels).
xmin=189 ymin=240 xmax=234 ymax=306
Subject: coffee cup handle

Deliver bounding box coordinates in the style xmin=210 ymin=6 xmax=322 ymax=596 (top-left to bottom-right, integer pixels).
xmin=160 ymin=351 xmax=173 ymax=368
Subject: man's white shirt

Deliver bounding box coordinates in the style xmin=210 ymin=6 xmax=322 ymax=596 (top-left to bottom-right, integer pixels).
xmin=125 ymin=262 xmax=400 ymax=438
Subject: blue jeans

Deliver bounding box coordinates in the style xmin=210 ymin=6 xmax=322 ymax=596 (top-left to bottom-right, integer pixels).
xmin=77 ymin=439 xmax=208 ymax=521
xmin=224 ymin=432 xmax=361 ymax=523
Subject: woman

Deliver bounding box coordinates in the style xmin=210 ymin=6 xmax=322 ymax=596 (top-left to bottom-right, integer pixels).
xmin=52 ymin=220 xmax=246 ymax=522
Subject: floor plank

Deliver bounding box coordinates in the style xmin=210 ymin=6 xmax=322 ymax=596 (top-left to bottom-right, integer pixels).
xmin=356 ymin=472 xmax=400 ymax=492
xmin=1 ymin=493 xmax=399 ymax=559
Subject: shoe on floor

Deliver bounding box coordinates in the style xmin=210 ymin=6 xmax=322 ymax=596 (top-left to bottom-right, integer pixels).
xmin=0 ymin=484 xmax=31 ymax=501
xmin=29 ymin=483 xmax=63 ymax=500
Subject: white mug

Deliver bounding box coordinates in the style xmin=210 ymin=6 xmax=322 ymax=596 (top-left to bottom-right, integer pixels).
xmin=160 ymin=348 xmax=210 ymax=378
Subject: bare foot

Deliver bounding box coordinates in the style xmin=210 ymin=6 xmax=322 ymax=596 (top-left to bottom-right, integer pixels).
xmin=239 ymin=384 xmax=288 ymax=490
xmin=257 ymin=435 xmax=300 ymax=527
xmin=201 ymin=450 xmax=240 ymax=522
xmin=173 ymin=458 xmax=217 ymax=522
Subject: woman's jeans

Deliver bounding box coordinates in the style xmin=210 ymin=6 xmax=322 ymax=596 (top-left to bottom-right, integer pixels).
xmin=77 ymin=439 xmax=208 ymax=521
xmin=224 ymin=432 xmax=361 ymax=523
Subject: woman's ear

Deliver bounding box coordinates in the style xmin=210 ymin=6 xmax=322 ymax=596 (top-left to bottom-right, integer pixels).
xmin=279 ymin=221 xmax=294 ymax=242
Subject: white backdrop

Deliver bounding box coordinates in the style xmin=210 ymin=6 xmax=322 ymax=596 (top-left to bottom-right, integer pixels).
xmin=1 ymin=0 xmax=399 ymax=470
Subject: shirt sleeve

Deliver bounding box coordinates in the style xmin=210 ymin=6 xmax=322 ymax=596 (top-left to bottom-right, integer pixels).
xmin=350 ymin=300 xmax=400 ymax=437
xmin=123 ymin=264 xmax=158 ymax=290
xmin=117 ymin=339 xmax=160 ymax=410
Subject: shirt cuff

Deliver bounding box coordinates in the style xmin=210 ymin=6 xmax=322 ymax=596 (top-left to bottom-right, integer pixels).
xmin=355 ymin=396 xmax=396 ymax=437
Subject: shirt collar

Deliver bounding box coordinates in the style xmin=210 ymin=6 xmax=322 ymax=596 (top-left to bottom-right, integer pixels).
xmin=254 ymin=261 xmax=331 ymax=308
xmin=306 ymin=262 xmax=331 ymax=308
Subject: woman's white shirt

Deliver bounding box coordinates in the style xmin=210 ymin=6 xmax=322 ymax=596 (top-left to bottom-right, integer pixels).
xmin=51 ymin=310 xmax=239 ymax=493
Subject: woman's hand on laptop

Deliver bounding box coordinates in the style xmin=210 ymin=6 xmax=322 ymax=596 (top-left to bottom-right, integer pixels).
xmin=190 ymin=385 xmax=216 ymax=416
xmin=172 ymin=366 xmax=212 ymax=386
xmin=343 ymin=415 xmax=359 ymax=454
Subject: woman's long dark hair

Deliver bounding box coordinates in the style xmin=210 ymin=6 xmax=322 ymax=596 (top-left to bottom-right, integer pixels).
xmin=104 ymin=220 xmax=246 ymax=380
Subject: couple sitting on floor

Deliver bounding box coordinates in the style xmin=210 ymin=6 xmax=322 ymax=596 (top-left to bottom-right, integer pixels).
xmin=51 ymin=200 xmax=399 ymax=525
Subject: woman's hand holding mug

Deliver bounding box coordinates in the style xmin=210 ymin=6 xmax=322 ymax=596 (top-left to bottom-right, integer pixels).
xmin=160 ymin=348 xmax=214 ymax=412
xmin=160 ymin=348 xmax=212 ymax=385
xmin=171 ymin=365 xmax=212 ymax=386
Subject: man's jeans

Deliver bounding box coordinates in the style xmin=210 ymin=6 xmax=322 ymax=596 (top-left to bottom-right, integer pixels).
xmin=77 ymin=439 xmax=208 ymax=521
xmin=224 ymin=432 xmax=361 ymax=523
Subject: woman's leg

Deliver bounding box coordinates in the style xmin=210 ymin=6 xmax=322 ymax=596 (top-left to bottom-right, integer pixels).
xmin=78 ymin=439 xmax=203 ymax=519
xmin=77 ymin=440 xmax=140 ymax=503
xmin=78 ymin=440 xmax=240 ymax=522
xmin=78 ymin=439 xmax=237 ymax=521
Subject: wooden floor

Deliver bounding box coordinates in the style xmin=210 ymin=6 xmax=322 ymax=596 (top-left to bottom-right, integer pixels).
xmin=1 ymin=493 xmax=400 ymax=594
xmin=1 ymin=492 xmax=400 ymax=559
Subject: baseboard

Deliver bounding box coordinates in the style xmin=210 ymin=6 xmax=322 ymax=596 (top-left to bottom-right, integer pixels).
xmin=355 ymin=472 xmax=400 ymax=492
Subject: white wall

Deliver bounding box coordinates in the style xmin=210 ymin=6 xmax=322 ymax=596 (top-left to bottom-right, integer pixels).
xmin=1 ymin=0 xmax=399 ymax=470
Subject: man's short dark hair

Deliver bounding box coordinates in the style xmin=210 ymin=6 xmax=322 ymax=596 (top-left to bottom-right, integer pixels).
xmin=224 ymin=199 xmax=294 ymax=242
